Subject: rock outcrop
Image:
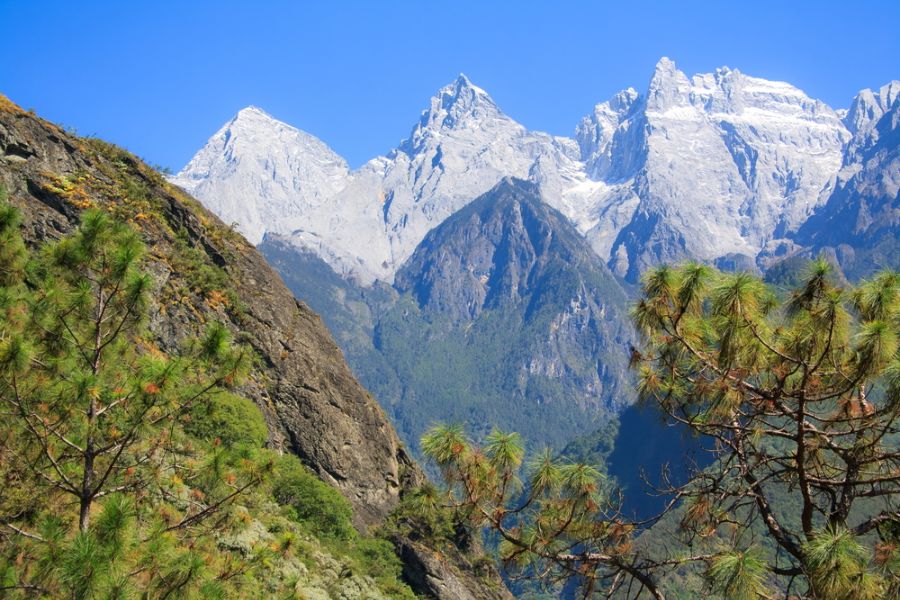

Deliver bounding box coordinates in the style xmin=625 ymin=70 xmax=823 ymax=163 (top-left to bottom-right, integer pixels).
xmin=792 ymin=81 xmax=900 ymax=279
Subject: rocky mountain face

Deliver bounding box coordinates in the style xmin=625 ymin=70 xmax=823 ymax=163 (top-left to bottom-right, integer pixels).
xmin=175 ymin=58 xmax=892 ymax=286
xmin=0 ymin=95 xmax=510 ymax=600
xmin=170 ymin=106 xmax=350 ymax=245
xmin=578 ymin=58 xmax=849 ymax=280
xmin=792 ymin=81 xmax=900 ymax=280
xmin=263 ymin=179 xmax=634 ymax=454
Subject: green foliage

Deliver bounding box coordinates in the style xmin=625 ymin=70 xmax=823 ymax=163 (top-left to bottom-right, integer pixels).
xmin=803 ymin=525 xmax=887 ymax=600
xmin=422 ymin=425 xmax=621 ymax=594
xmin=0 ymin=198 xmax=415 ymax=598
xmin=0 ymin=189 xmax=28 ymax=286
xmin=383 ymin=482 xmax=457 ymax=547
xmin=374 ymin=292 xmax=624 ymax=458
xmin=631 ymin=261 xmax=899 ymax=598
xmin=706 ymin=548 xmax=769 ymax=600
xmin=272 ymin=457 xmax=355 ymax=540
xmin=185 ymin=391 xmax=268 ymax=448
xmin=427 ymin=260 xmax=900 ymax=599
xmin=347 ymin=537 xmax=417 ymax=600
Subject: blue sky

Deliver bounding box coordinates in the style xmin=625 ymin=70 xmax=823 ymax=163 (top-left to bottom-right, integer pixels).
xmin=1 ymin=1 xmax=898 ymax=170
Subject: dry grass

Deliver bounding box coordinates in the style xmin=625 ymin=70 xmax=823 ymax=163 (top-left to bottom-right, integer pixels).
xmin=0 ymin=93 xmax=26 ymax=115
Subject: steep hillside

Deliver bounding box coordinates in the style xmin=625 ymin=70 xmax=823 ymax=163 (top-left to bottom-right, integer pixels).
xmin=0 ymin=95 xmax=510 ymax=599
xmin=0 ymin=96 xmax=410 ymax=527
xmin=263 ymin=179 xmax=634 ymax=455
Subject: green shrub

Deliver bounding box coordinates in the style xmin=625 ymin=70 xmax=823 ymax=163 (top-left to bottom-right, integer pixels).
xmin=384 ymin=483 xmax=456 ymax=546
xmin=185 ymin=392 xmax=268 ymax=448
xmin=350 ymin=537 xmax=417 ymax=599
xmin=272 ymin=458 xmax=355 ymax=540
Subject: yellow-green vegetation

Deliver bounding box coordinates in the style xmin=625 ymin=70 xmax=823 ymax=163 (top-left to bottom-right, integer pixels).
xmin=0 ymin=196 xmax=415 ymax=598
xmin=39 ymin=172 xmax=96 ymax=209
xmin=185 ymin=391 xmax=269 ymax=449
xmin=424 ymin=261 xmax=900 ymax=599
xmin=168 ymin=229 xmax=246 ymax=320
xmin=0 ymin=94 xmax=26 ymax=116
xmin=36 ymin=136 xmax=249 ymax=321
xmin=273 ymin=458 xmax=355 ymax=541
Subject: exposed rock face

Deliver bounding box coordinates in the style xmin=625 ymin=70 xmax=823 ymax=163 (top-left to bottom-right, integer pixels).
xmin=0 ymin=97 xmax=509 ymax=599
xmin=792 ymin=81 xmax=900 ymax=279
xmin=395 ymin=538 xmax=514 ymax=600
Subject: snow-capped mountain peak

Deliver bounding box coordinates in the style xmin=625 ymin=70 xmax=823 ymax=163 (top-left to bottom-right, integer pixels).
xmin=400 ymin=73 xmax=506 ymax=155
xmin=279 ymin=73 xmax=580 ymax=283
xmin=234 ymin=105 xmax=270 ymax=118
xmin=845 ymin=81 xmax=900 ymax=134
xmin=171 ymin=106 xmax=349 ymax=245
xmin=175 ymin=59 xmax=892 ymax=287
xmin=574 ymin=57 xmax=850 ymax=279
xmin=440 ymin=73 xmax=494 ymax=109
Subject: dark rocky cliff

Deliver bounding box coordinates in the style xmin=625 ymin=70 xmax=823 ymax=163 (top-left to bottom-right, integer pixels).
xmin=0 ymin=95 xmax=510 ymax=599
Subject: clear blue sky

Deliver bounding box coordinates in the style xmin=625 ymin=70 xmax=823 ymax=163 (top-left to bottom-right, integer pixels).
xmin=1 ymin=1 xmax=898 ymax=170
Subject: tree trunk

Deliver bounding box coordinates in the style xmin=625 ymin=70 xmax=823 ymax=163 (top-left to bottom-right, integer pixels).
xmin=78 ymin=495 xmax=91 ymax=532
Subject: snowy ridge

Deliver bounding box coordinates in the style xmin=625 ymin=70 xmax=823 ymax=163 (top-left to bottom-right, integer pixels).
xmin=268 ymin=74 xmax=579 ymax=283
xmin=171 ymin=106 xmax=349 ymax=245
xmin=575 ymin=58 xmax=849 ymax=278
xmin=175 ymin=59 xmax=895 ymax=284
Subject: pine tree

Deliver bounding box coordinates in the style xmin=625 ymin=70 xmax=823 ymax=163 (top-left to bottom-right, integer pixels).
xmin=0 ymin=203 xmax=266 ymax=596
xmin=424 ymin=261 xmax=899 ymax=599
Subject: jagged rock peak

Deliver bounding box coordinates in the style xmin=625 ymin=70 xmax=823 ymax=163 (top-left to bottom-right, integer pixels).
xmin=437 ymin=73 xmax=497 ymax=113
xmin=401 ymin=73 xmax=504 ymax=154
xmin=608 ymin=87 xmax=641 ymax=111
xmin=576 ymin=87 xmax=641 ymax=167
xmin=652 ymin=56 xmax=679 ymax=78
xmin=845 ymin=80 xmax=900 ymax=134
xmin=646 ymin=56 xmax=692 ymax=111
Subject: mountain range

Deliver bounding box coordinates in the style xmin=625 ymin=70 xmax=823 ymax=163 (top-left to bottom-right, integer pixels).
xmin=173 ymin=58 xmax=899 ymax=459
xmin=260 ymin=178 xmax=634 ymax=456
xmin=173 ymin=57 xmax=898 ymax=286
